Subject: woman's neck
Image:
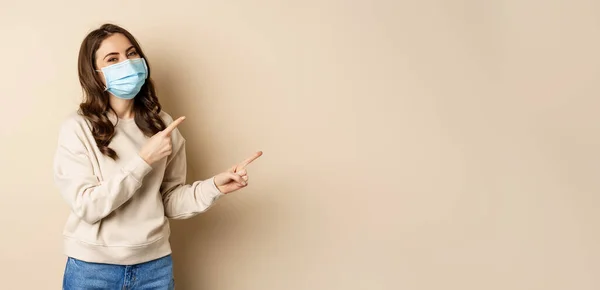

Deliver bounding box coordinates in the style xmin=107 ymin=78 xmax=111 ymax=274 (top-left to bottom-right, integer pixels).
xmin=109 ymin=96 xmax=135 ymax=120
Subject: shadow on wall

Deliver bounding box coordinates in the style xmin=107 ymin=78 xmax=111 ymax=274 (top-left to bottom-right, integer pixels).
xmin=149 ymin=50 xmax=280 ymax=289
xmin=150 ymin=52 xmax=214 ymax=288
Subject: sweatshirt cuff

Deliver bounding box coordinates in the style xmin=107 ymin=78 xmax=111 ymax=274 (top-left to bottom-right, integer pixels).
xmin=200 ymin=176 xmax=224 ymax=200
xmin=123 ymin=154 xmax=153 ymax=183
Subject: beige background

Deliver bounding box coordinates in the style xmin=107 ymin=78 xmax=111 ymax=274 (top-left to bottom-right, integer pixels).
xmin=1 ymin=0 xmax=600 ymax=289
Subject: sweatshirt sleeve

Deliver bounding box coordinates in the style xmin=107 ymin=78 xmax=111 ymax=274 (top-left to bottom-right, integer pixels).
xmin=53 ymin=118 xmax=153 ymax=224
xmin=160 ymin=131 xmax=223 ymax=219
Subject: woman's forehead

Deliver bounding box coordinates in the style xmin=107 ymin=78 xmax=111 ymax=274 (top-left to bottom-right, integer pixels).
xmin=96 ymin=33 xmax=133 ymax=57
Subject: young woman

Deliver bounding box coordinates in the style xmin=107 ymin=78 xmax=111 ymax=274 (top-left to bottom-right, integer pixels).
xmin=53 ymin=23 xmax=262 ymax=289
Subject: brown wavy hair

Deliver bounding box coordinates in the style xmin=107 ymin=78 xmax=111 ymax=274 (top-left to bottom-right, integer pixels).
xmin=77 ymin=23 xmax=166 ymax=160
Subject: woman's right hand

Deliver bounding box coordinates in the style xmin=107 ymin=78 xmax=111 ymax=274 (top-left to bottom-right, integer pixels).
xmin=139 ymin=116 xmax=186 ymax=165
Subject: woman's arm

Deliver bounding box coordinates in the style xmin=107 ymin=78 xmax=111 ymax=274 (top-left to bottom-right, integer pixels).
xmin=53 ymin=118 xmax=153 ymax=224
xmin=160 ymin=135 xmax=223 ymax=219
xmin=159 ymin=113 xmax=261 ymax=219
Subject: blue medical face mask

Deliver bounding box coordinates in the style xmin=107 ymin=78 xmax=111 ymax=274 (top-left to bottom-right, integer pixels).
xmin=97 ymin=58 xmax=148 ymax=100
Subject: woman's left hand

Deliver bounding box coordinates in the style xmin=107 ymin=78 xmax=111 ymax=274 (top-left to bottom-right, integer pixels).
xmin=214 ymin=151 xmax=263 ymax=194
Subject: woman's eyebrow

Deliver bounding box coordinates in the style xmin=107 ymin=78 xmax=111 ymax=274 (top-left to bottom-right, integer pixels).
xmin=103 ymin=52 xmax=119 ymax=60
xmin=103 ymin=46 xmax=136 ymax=60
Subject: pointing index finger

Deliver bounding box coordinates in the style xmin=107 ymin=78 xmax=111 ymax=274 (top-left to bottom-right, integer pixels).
xmin=237 ymin=151 xmax=263 ymax=170
xmin=163 ymin=116 xmax=186 ymax=135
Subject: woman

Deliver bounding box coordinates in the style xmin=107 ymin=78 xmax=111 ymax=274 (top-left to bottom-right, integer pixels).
xmin=53 ymin=23 xmax=262 ymax=289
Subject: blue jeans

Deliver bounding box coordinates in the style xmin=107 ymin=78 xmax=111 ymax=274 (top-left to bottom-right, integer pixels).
xmin=62 ymin=255 xmax=175 ymax=290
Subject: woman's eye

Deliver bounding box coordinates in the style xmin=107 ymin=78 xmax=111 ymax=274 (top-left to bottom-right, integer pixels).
xmin=108 ymin=58 xmax=118 ymax=62
xmin=128 ymin=51 xmax=138 ymax=57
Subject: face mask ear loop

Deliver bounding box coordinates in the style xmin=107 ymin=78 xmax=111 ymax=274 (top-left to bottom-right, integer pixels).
xmin=95 ymin=69 xmax=109 ymax=91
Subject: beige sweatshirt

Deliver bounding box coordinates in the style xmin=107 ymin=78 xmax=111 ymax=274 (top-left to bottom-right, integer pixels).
xmin=53 ymin=111 xmax=223 ymax=265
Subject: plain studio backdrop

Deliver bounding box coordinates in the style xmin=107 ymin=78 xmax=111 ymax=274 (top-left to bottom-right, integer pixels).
xmin=1 ymin=0 xmax=600 ymax=289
